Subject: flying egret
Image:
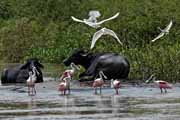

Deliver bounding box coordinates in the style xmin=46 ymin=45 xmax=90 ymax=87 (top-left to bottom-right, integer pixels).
xmin=71 ymin=11 xmax=119 ymax=29
xmin=90 ymin=27 xmax=123 ymax=49
xmin=151 ymin=20 xmax=173 ymax=42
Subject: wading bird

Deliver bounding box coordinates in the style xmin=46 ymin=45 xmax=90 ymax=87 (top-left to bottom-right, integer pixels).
xmin=145 ymin=74 xmax=172 ymax=93
xmin=111 ymin=79 xmax=121 ymax=95
xmin=90 ymin=27 xmax=123 ymax=49
xmin=71 ymin=11 xmax=119 ymax=29
xmin=58 ymin=77 xmax=71 ymax=95
xmin=26 ymin=66 xmax=39 ymax=96
xmin=93 ymin=71 xmax=107 ymax=94
xmin=151 ymin=20 xmax=173 ymax=42
xmin=59 ymin=63 xmax=80 ymax=94
xmin=60 ymin=62 xmax=80 ymax=81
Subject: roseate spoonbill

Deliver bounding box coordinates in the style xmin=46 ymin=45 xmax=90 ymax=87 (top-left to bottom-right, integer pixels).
xmin=60 ymin=62 xmax=80 ymax=81
xmin=92 ymin=71 xmax=107 ymax=94
xmin=111 ymin=79 xmax=121 ymax=95
xmin=71 ymin=11 xmax=119 ymax=29
xmin=58 ymin=77 xmax=71 ymax=95
xmin=59 ymin=63 xmax=80 ymax=94
xmin=145 ymin=75 xmax=172 ymax=93
xmin=90 ymin=27 xmax=122 ymax=49
xmin=151 ymin=20 xmax=173 ymax=42
xmin=26 ymin=66 xmax=39 ymax=96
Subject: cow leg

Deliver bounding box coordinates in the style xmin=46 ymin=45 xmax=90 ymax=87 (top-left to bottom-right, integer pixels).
xmin=164 ymin=88 xmax=167 ymax=93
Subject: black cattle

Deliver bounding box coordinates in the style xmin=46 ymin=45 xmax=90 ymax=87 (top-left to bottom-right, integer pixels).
xmin=63 ymin=49 xmax=130 ymax=81
xmin=1 ymin=58 xmax=44 ymax=84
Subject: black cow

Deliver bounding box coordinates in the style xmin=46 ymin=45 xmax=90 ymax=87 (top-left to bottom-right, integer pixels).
xmin=63 ymin=49 xmax=130 ymax=81
xmin=1 ymin=58 xmax=44 ymax=84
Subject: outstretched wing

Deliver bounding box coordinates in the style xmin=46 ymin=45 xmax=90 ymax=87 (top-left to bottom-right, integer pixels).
xmin=103 ymin=28 xmax=123 ymax=45
xmin=164 ymin=20 xmax=173 ymax=32
xmin=90 ymin=29 xmax=104 ymax=49
xmin=151 ymin=32 xmax=164 ymax=42
xmin=97 ymin=12 xmax=119 ymax=25
xmin=71 ymin=16 xmax=84 ymax=23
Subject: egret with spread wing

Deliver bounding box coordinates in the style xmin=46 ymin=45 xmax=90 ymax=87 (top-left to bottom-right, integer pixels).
xmin=90 ymin=27 xmax=123 ymax=49
xmin=71 ymin=11 xmax=119 ymax=29
xmin=151 ymin=20 xmax=173 ymax=42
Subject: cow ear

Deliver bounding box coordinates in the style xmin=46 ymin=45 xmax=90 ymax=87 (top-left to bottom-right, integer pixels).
xmin=37 ymin=62 xmax=44 ymax=68
xmin=80 ymin=49 xmax=89 ymax=57
xmin=20 ymin=62 xmax=30 ymax=70
xmin=80 ymin=52 xmax=88 ymax=57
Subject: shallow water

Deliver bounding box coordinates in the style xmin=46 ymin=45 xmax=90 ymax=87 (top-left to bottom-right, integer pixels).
xmin=0 ymin=80 xmax=180 ymax=120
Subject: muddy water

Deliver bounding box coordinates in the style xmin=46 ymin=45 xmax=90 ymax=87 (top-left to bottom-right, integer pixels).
xmin=0 ymin=81 xmax=180 ymax=120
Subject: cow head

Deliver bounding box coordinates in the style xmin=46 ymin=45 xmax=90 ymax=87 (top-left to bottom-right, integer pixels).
xmin=20 ymin=58 xmax=44 ymax=71
xmin=63 ymin=49 xmax=89 ymax=67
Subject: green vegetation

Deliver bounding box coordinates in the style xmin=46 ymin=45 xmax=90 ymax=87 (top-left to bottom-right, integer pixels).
xmin=0 ymin=0 xmax=180 ymax=81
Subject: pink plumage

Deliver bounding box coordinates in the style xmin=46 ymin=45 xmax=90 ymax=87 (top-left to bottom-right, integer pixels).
xmin=146 ymin=75 xmax=173 ymax=93
xmin=155 ymin=80 xmax=172 ymax=89
xmin=93 ymin=78 xmax=104 ymax=88
xmin=113 ymin=80 xmax=121 ymax=89
xmin=58 ymin=81 xmax=67 ymax=92
xmin=92 ymin=71 xmax=107 ymax=94
xmin=58 ymin=77 xmax=70 ymax=95
xmin=112 ymin=79 xmax=121 ymax=95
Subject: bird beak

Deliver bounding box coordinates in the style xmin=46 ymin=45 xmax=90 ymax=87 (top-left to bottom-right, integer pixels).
xmin=145 ymin=79 xmax=150 ymax=84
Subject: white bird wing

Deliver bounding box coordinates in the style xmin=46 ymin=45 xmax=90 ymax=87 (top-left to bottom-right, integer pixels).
xmin=151 ymin=32 xmax=164 ymax=42
xmin=97 ymin=12 xmax=119 ymax=25
xmin=103 ymin=28 xmax=123 ymax=45
xmin=90 ymin=29 xmax=104 ymax=49
xmin=71 ymin=16 xmax=84 ymax=23
xmin=164 ymin=20 xmax=173 ymax=32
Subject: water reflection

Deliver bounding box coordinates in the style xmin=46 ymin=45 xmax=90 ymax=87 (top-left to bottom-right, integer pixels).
xmin=0 ymin=82 xmax=180 ymax=120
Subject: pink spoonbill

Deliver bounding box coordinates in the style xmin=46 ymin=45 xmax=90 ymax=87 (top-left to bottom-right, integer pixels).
xmin=92 ymin=71 xmax=107 ymax=94
xmin=145 ymin=74 xmax=172 ymax=93
xmin=58 ymin=77 xmax=71 ymax=95
xmin=111 ymin=79 xmax=121 ymax=95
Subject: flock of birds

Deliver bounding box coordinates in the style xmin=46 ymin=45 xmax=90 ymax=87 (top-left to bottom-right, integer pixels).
xmin=71 ymin=10 xmax=173 ymax=49
xmin=58 ymin=63 xmax=122 ymax=95
xmin=26 ymin=10 xmax=173 ymax=96
xmin=57 ymin=63 xmax=172 ymax=96
xmin=26 ymin=62 xmax=172 ymax=96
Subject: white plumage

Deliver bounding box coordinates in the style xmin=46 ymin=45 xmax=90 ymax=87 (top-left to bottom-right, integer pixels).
xmin=71 ymin=12 xmax=119 ymax=28
xmin=90 ymin=27 xmax=123 ymax=49
xmin=151 ymin=20 xmax=173 ymax=42
xmin=26 ymin=67 xmax=39 ymax=96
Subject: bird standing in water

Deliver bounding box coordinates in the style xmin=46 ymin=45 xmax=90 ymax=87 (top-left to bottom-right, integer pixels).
xmin=145 ymin=74 xmax=172 ymax=93
xmin=111 ymin=79 xmax=121 ymax=95
xmin=93 ymin=71 xmax=107 ymax=94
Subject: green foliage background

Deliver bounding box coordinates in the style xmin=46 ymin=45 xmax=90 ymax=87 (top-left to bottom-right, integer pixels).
xmin=0 ymin=0 xmax=180 ymax=81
